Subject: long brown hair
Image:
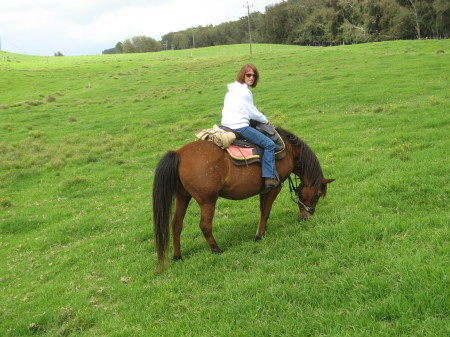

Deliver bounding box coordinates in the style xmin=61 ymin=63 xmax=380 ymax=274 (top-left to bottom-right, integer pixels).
xmin=236 ymin=63 xmax=259 ymax=88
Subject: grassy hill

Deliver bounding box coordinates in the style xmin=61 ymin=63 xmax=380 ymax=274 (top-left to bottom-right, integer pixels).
xmin=1 ymin=40 xmax=449 ymax=336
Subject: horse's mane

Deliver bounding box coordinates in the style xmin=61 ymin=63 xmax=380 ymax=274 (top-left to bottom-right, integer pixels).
xmin=276 ymin=127 xmax=325 ymax=193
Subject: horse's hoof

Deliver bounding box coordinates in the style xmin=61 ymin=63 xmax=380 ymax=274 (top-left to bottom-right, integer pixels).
xmin=211 ymin=248 xmax=222 ymax=254
xmin=255 ymin=234 xmax=264 ymax=241
xmin=173 ymin=255 xmax=183 ymax=262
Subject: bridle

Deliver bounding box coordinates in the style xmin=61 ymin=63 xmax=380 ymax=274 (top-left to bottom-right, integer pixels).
xmin=287 ymin=175 xmax=316 ymax=214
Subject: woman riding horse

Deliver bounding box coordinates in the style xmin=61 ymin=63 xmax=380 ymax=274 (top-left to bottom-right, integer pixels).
xmin=221 ymin=64 xmax=281 ymax=193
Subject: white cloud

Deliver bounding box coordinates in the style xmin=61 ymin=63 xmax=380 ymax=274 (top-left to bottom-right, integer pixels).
xmin=69 ymin=5 xmax=164 ymax=43
xmin=0 ymin=0 xmax=278 ymax=56
xmin=69 ymin=0 xmax=273 ymax=43
xmin=1 ymin=10 xmax=63 ymax=33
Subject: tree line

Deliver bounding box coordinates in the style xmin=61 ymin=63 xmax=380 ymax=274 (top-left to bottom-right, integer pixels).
xmin=103 ymin=0 xmax=449 ymax=54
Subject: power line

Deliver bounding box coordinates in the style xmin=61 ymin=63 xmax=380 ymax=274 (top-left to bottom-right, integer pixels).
xmin=243 ymin=1 xmax=253 ymax=55
xmin=0 ymin=34 xmax=28 ymax=54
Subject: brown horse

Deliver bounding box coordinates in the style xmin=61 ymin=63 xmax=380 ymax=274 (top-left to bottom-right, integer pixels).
xmin=152 ymin=127 xmax=334 ymax=270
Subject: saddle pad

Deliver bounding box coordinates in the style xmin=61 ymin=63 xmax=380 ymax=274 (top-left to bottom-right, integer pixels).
xmin=226 ymin=145 xmax=259 ymax=160
xmin=225 ymin=136 xmax=286 ymax=166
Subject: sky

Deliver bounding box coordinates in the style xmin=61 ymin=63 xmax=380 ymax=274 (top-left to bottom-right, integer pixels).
xmin=0 ymin=0 xmax=280 ymax=56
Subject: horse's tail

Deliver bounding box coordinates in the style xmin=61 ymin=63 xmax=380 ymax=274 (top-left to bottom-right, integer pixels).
xmin=152 ymin=151 xmax=180 ymax=271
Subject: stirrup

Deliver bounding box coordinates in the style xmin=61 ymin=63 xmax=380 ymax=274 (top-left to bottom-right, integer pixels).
xmin=261 ymin=177 xmax=282 ymax=194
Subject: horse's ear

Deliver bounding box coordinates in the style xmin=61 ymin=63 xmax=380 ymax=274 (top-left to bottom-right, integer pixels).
xmin=322 ymin=178 xmax=335 ymax=185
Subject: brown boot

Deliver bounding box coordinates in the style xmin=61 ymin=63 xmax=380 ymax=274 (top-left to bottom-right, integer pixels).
xmin=261 ymin=178 xmax=281 ymax=194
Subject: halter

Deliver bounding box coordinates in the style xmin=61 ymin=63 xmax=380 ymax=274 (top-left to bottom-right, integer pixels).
xmin=287 ymin=175 xmax=315 ymax=214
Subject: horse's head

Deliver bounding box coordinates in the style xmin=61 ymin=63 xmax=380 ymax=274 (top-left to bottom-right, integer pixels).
xmin=276 ymin=127 xmax=334 ymax=220
xmin=296 ymin=178 xmax=334 ymax=220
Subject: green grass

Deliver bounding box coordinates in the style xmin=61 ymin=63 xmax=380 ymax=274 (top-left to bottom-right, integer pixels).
xmin=1 ymin=40 xmax=449 ymax=336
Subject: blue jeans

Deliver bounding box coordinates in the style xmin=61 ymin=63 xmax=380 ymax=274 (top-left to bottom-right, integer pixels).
xmin=234 ymin=126 xmax=276 ymax=178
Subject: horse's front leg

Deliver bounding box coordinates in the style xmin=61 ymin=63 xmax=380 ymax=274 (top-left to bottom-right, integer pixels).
xmin=199 ymin=201 xmax=222 ymax=254
xmin=256 ymin=190 xmax=280 ymax=241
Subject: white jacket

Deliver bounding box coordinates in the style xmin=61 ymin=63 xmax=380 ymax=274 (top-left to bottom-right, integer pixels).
xmin=221 ymin=82 xmax=268 ymax=129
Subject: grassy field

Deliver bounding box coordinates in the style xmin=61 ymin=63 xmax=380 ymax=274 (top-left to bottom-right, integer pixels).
xmin=1 ymin=40 xmax=449 ymax=336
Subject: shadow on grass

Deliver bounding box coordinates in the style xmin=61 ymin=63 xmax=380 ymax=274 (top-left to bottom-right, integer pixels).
xmin=174 ymin=208 xmax=306 ymax=261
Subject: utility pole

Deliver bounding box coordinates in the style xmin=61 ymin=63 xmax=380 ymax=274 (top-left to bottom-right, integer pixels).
xmin=192 ymin=26 xmax=196 ymax=49
xmin=244 ymin=1 xmax=253 ymax=55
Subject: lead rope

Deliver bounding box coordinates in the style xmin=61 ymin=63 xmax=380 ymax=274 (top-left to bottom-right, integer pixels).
xmin=287 ymin=175 xmax=300 ymax=204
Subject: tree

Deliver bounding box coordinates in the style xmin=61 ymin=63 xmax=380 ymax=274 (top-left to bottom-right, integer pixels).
xmin=434 ymin=0 xmax=450 ymax=37
xmin=102 ymin=47 xmax=116 ymax=54
xmin=171 ymin=31 xmax=190 ymax=49
xmin=214 ymin=21 xmax=243 ymax=45
xmin=160 ymin=32 xmax=174 ymax=50
xmin=115 ymin=42 xmax=123 ymax=53
xmin=122 ymin=39 xmax=135 ymax=53
xmin=395 ymin=0 xmax=438 ymax=39
xmin=406 ymin=0 xmax=422 ymax=38
xmin=262 ymin=2 xmax=299 ymax=43
xmin=195 ymin=25 xmax=216 ymax=47
xmin=294 ymin=8 xmax=327 ymax=44
xmin=122 ymin=36 xmax=161 ymax=53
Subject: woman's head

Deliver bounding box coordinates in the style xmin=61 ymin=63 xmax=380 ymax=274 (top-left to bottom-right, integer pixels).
xmin=236 ymin=63 xmax=259 ymax=88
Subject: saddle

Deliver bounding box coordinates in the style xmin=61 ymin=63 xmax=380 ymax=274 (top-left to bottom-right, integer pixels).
xmin=222 ymin=122 xmax=286 ymax=166
xmin=195 ymin=121 xmax=286 ymax=166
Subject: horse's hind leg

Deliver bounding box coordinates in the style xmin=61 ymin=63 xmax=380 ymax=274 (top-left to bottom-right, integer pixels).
xmin=199 ymin=201 xmax=221 ymax=254
xmin=172 ymin=191 xmax=191 ymax=261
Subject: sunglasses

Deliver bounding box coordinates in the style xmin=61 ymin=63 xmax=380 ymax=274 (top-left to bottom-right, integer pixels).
xmin=245 ymin=73 xmax=256 ymax=78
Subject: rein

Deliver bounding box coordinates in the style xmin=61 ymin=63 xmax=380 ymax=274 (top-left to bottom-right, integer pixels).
xmin=287 ymin=175 xmax=315 ymax=214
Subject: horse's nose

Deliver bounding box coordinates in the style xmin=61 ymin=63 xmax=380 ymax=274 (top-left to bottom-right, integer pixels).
xmin=299 ymin=213 xmax=308 ymax=221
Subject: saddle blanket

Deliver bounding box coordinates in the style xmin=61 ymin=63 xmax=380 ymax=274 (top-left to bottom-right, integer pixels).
xmin=227 ymin=145 xmax=255 ymax=158
xmin=225 ymin=136 xmax=286 ymax=166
